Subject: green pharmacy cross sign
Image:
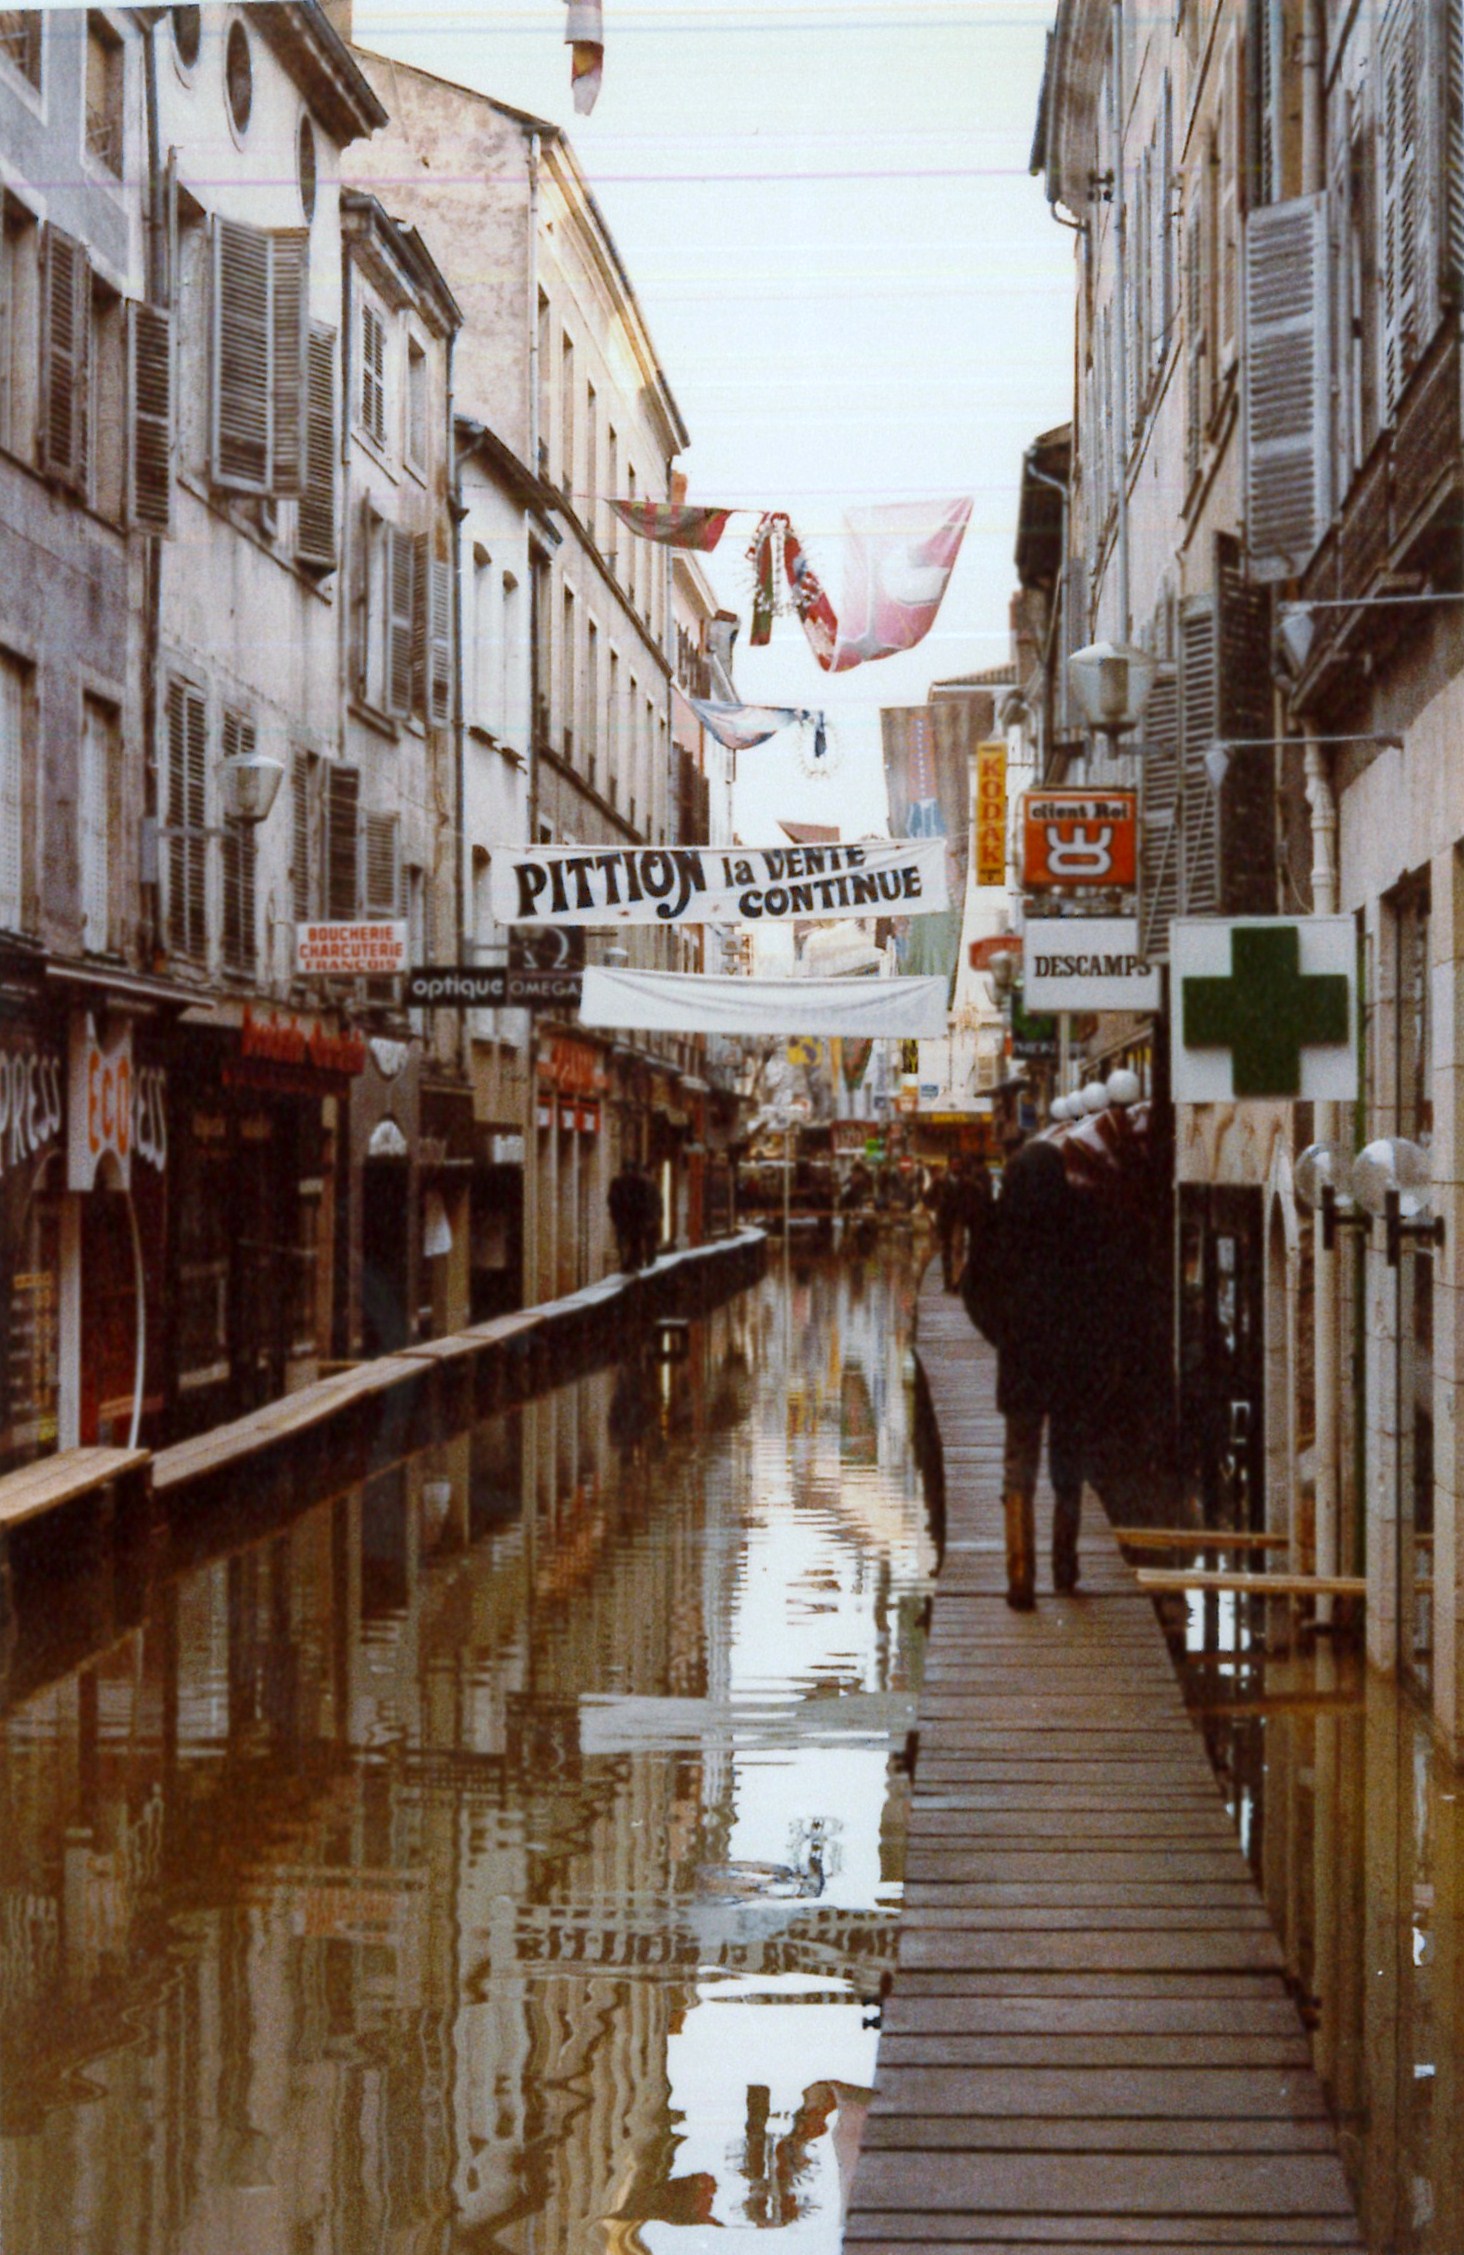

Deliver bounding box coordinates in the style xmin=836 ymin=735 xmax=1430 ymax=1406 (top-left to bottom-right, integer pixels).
xmin=1172 ymin=917 xmax=1357 ymax=1104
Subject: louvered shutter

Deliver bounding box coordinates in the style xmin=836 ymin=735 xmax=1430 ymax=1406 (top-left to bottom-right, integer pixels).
xmin=211 ymin=217 xmax=270 ymax=492
xmin=40 ymin=224 xmax=89 ymax=493
xmin=165 ymin=678 xmax=208 ymax=961
xmin=296 ymin=323 xmax=337 ymax=571
xmin=1379 ymin=4 xmax=1422 ymax=418
xmin=1179 ymin=598 xmax=1220 ymax=915
xmin=221 ymin=711 xmax=258 ymax=975
xmin=1216 ymin=533 xmax=1277 ymax=913
xmin=0 ymin=655 xmax=24 ymax=930
xmin=1244 ymin=193 xmax=1329 ymax=580
xmin=363 ymin=812 xmax=400 ymax=916
xmin=1185 ymin=200 xmax=1205 ymax=484
xmin=290 ymin=749 xmax=317 ymax=922
xmin=386 ymin=526 xmax=416 ymax=719
xmin=352 ymin=497 xmax=376 ymax=700
xmin=1445 ymin=0 xmax=1464 ymax=301
xmin=361 ymin=300 xmax=386 ymax=447
xmin=126 ymin=300 xmax=173 ymax=535
xmin=1139 ymin=665 xmax=1180 ymax=959
xmin=428 ymin=556 xmax=453 ymax=726
xmin=1218 ymin=41 xmax=1240 ymax=368
xmin=270 ymin=229 xmax=308 ymax=497
xmin=1329 ymin=102 xmax=1357 ymax=478
xmin=325 ymin=764 xmax=360 ymax=921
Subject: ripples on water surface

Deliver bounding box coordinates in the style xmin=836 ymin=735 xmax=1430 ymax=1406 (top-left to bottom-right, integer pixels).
xmin=0 ymin=1247 xmax=937 ymax=2253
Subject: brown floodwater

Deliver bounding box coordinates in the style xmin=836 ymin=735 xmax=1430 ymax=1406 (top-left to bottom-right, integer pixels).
xmin=0 ymin=1246 xmax=937 ymax=2254
xmin=1171 ymin=1588 xmax=1464 ymax=2254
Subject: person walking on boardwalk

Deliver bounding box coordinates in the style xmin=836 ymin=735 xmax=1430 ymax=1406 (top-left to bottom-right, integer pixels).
xmin=961 ymin=1138 xmax=1098 ymax=1607
xmin=609 ymin=1159 xmax=646 ymax=1272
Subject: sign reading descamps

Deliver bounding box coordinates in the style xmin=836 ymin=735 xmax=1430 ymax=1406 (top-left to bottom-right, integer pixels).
xmin=491 ymin=839 xmax=949 ymax=927
xmin=1022 ymin=917 xmax=1162 ymax=1012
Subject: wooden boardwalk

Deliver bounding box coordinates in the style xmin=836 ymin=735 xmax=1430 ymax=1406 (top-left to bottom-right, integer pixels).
xmin=843 ymin=1268 xmax=1364 ymax=2253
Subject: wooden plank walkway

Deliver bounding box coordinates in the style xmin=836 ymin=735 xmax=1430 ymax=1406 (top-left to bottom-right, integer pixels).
xmin=843 ymin=1266 xmax=1364 ymax=2254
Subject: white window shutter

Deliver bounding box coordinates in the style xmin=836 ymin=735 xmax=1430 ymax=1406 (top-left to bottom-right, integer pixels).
xmin=1244 ymin=192 xmax=1329 ymax=582
xmin=211 ymin=216 xmax=271 ymax=492
xmin=40 ymin=224 xmax=89 ymax=493
xmin=1217 ymin=43 xmax=1239 ymax=368
xmin=220 ymin=711 xmax=257 ymax=975
xmin=290 ymin=750 xmax=314 ymax=923
xmin=363 ymin=811 xmax=400 ymax=917
xmin=386 ymin=525 xmax=416 ymax=719
xmin=0 ymin=655 xmax=24 ymax=929
xmin=296 ymin=323 xmax=337 ymax=571
xmin=428 ymin=555 xmax=453 ymax=726
xmin=126 ymin=300 xmax=173 ymax=535
xmin=270 ymin=230 xmax=308 ymax=496
xmin=165 ymin=677 xmax=208 ymax=960
xmin=1179 ymin=597 xmax=1219 ymax=916
xmin=1185 ymin=198 xmax=1205 ymax=484
xmin=361 ymin=300 xmax=386 ymax=447
xmin=1138 ymin=664 xmax=1179 ymax=959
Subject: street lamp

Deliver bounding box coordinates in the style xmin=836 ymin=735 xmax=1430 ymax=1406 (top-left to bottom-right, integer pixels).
xmin=1065 ymin=639 xmax=1159 ymax=756
xmin=219 ymin=747 xmax=285 ymax=825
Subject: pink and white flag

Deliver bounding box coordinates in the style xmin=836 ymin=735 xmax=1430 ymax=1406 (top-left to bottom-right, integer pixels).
xmin=829 ymin=497 xmax=973 ymax=673
xmin=566 ymin=0 xmax=603 ymax=114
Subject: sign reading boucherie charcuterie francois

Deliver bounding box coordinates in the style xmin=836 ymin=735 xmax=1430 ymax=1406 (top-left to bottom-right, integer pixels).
xmin=489 ymin=839 xmax=948 ymax=927
xmin=296 ymin=922 xmax=408 ymax=976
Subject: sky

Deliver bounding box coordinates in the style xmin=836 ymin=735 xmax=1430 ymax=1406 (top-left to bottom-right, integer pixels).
xmin=354 ymin=0 xmax=1076 ymax=837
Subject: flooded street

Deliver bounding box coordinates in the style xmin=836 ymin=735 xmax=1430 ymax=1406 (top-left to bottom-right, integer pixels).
xmin=0 ymin=1249 xmax=937 ymax=2254
xmin=1175 ymin=1595 xmax=1464 ymax=2254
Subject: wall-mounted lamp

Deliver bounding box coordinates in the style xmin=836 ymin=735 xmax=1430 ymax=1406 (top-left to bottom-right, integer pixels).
xmin=1352 ymin=1137 xmax=1443 ymax=1266
xmin=1065 ymin=639 xmax=1158 ymax=754
xmin=1295 ymin=1140 xmax=1370 ymax=1252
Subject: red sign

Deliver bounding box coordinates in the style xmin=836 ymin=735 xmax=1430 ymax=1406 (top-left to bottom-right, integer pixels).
xmin=541 ymin=1036 xmax=604 ymax=1097
xmin=969 ymin=935 xmax=1021 ymax=970
xmin=69 ymin=1015 xmax=131 ymax=1191
xmin=1021 ymin=790 xmax=1138 ymax=888
xmin=240 ymin=1007 xmax=367 ymax=1077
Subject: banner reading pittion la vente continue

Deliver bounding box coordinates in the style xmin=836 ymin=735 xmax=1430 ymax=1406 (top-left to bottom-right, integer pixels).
xmin=490 ymin=838 xmax=949 ymax=927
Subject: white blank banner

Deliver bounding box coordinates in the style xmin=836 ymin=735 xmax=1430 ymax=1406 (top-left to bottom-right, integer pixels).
xmin=577 ymin=966 xmax=949 ymax=1036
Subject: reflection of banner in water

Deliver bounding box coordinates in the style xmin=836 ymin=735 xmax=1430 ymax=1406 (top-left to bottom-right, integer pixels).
xmin=841 ymin=1367 xmax=878 ymax=1465
xmin=881 ymin=693 xmax=993 ymax=997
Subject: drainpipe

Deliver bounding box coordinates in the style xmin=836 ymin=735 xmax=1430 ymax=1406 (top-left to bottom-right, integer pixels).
xmin=1110 ymin=0 xmax=1131 ymax=640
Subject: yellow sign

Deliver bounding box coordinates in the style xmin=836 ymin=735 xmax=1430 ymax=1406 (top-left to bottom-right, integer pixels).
xmin=974 ymin=739 xmax=1007 ymax=890
xmin=786 ymin=1036 xmax=821 ymax=1068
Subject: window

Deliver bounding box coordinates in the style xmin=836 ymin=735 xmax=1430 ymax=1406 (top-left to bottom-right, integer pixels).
xmin=127 ymin=298 xmax=173 ymax=535
xmin=89 ymin=275 xmax=125 ymax=521
xmin=607 ymin=427 xmax=618 ymax=568
xmin=586 ymin=380 xmax=598 ymax=538
xmin=360 ymin=296 xmax=386 ymax=449
xmin=225 ymin=19 xmax=252 ymax=137
xmin=297 ymin=114 xmax=317 ymax=224
xmin=536 ymin=290 xmax=550 ymax=476
xmin=0 ymin=652 xmax=24 ymax=930
xmin=586 ymin=621 xmax=599 ymax=792
xmin=0 ymin=11 xmax=41 ymax=88
xmin=562 ymin=584 xmax=576 ymax=761
xmin=607 ymin=649 xmax=620 ymax=806
xmin=79 ymin=697 xmax=116 ymax=951
xmin=170 ymin=7 xmax=200 ymax=68
xmin=472 ymin=544 xmax=493 ymax=729
xmin=220 ymin=710 xmax=257 ymax=975
xmin=353 ymin=503 xmax=416 ymax=719
xmin=85 ymin=15 xmax=124 ymax=177
xmin=209 ymin=218 xmax=307 ymax=496
xmin=164 ymin=677 xmax=207 ymax=961
xmin=0 ymin=198 xmax=38 ymax=463
xmin=560 ymin=331 xmax=574 ymax=496
xmin=405 ymin=336 xmax=427 ymax=470
xmin=40 ymin=225 xmax=90 ymax=497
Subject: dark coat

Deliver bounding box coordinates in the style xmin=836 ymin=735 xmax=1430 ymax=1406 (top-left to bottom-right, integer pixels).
xmin=963 ymin=1141 xmax=1104 ymax=1423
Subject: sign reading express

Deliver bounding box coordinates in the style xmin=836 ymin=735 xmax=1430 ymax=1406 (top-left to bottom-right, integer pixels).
xmin=296 ymin=922 xmax=408 ymax=976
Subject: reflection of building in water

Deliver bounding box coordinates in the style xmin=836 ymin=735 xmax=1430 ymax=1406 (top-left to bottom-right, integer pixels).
xmin=0 ymin=1263 xmax=934 ymax=2253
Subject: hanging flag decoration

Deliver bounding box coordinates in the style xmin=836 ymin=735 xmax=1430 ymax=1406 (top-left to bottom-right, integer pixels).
xmin=492 ymin=837 xmax=950 ymax=929
xmin=565 ymin=0 xmax=604 ymax=112
xmin=830 ymin=497 xmax=973 ymax=673
xmin=782 ymin=520 xmax=839 ymax=668
xmin=578 ymin=966 xmax=951 ymax=1037
xmin=608 ymin=499 xmax=733 ymax=551
xmin=682 ymin=695 xmax=817 ymax=753
xmin=882 ymin=692 xmax=993 ymax=1000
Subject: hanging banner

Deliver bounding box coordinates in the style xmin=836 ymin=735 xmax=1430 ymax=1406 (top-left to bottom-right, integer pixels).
xmin=830 ymin=497 xmax=973 ymax=672
xmin=975 ymin=739 xmax=1008 ymax=888
xmin=882 ymin=695 xmax=991 ymax=997
xmin=578 ymin=966 xmax=950 ymax=1037
xmin=609 ymin=500 xmax=732 ymax=551
xmin=680 ymin=695 xmax=814 ymax=752
xmin=491 ymin=837 xmax=948 ymax=928
xmin=1021 ymin=789 xmax=1138 ymax=888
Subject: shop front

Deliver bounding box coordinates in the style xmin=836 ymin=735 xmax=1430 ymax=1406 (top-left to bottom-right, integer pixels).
xmin=535 ymin=1034 xmax=608 ymax=1297
xmin=343 ymin=1036 xmax=421 ymax=1359
xmin=168 ymin=1008 xmax=357 ymax=1439
xmin=418 ymin=1081 xmax=474 ymax=1339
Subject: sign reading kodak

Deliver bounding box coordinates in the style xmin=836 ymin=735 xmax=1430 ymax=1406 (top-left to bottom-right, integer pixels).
xmin=1021 ymin=790 xmax=1137 ymax=889
xmin=974 ymin=741 xmax=1007 ymax=888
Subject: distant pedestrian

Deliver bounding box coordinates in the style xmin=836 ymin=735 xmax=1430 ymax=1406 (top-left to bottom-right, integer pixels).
xmin=935 ymin=1162 xmax=967 ymax=1290
xmin=961 ymin=1140 xmax=1100 ymax=1607
xmin=609 ymin=1160 xmax=646 ymax=1271
xmin=632 ymin=1162 xmax=662 ymax=1268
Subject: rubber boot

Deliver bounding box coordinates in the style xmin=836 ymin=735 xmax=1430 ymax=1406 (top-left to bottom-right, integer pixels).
xmin=1052 ymin=1486 xmax=1082 ymax=1593
xmin=1004 ymin=1489 xmax=1036 ymax=1610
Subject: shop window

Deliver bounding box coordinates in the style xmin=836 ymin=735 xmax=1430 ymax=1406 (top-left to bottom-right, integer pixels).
xmin=0 ymin=10 xmax=41 ymax=87
xmin=164 ymin=676 xmax=208 ymax=961
xmin=79 ymin=696 xmax=117 ymax=952
xmin=85 ymin=15 xmax=124 ymax=177
xmin=220 ymin=710 xmax=257 ymax=976
xmin=0 ymin=649 xmax=26 ymax=931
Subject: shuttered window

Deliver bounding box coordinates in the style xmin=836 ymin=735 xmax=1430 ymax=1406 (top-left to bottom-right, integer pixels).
xmin=1139 ymin=664 xmax=1180 ymax=959
xmin=385 ymin=525 xmax=416 ymax=718
xmin=296 ymin=322 xmax=337 ymax=570
xmin=1244 ymin=193 xmax=1329 ymax=581
xmin=1179 ymin=597 xmax=1219 ymax=916
xmin=418 ymin=547 xmax=453 ymax=726
xmin=210 ymin=218 xmax=308 ymax=495
xmin=40 ymin=224 xmax=89 ymax=494
xmin=1379 ymin=2 xmax=1422 ymax=420
xmin=1184 ymin=197 xmax=1206 ymax=486
xmin=1216 ymin=40 xmax=1240 ymax=372
xmin=362 ymin=811 xmax=400 ymax=917
xmin=126 ymin=299 xmax=172 ymax=534
xmin=80 ymin=697 xmax=113 ymax=951
xmin=220 ymin=709 xmax=257 ymax=975
xmin=0 ymin=652 xmax=24 ymax=931
xmin=290 ymin=747 xmax=319 ymax=922
xmin=325 ymin=764 xmax=360 ymax=921
xmin=165 ymin=677 xmax=208 ymax=960
xmin=360 ymin=297 xmax=386 ymax=447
